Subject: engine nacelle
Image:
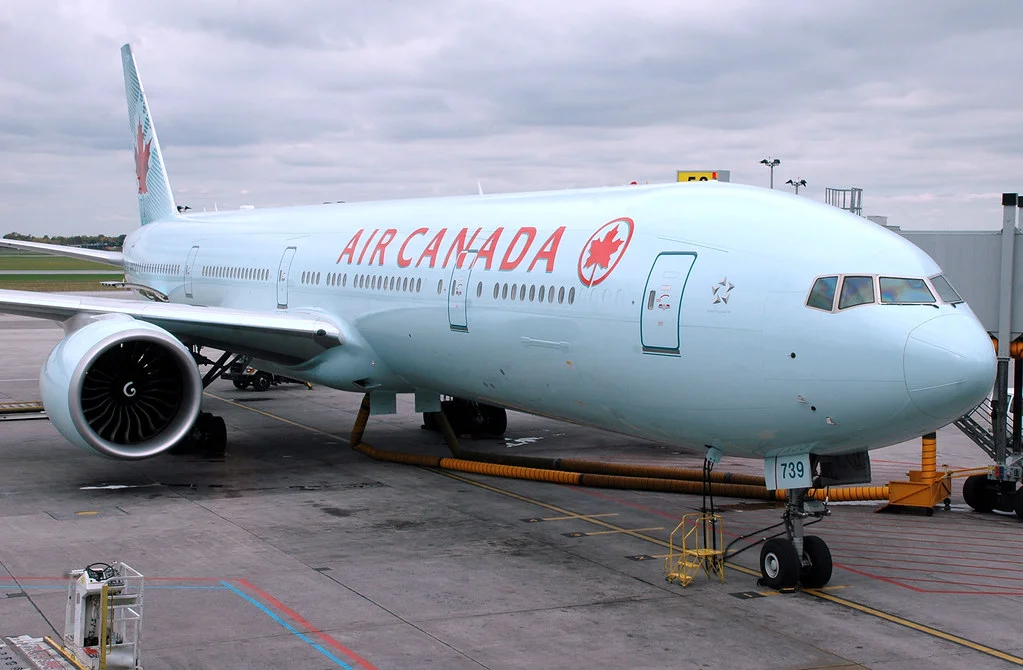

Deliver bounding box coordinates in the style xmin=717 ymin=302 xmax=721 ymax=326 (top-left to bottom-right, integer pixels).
xmin=40 ymin=316 xmax=202 ymax=459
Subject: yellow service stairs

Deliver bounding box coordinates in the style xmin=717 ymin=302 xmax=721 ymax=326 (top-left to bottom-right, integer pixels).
xmin=664 ymin=513 xmax=725 ymax=587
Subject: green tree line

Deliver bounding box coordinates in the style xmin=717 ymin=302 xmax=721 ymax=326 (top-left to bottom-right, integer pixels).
xmin=3 ymin=232 xmax=125 ymax=249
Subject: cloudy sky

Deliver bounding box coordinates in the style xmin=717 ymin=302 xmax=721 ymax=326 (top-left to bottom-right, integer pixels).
xmin=1 ymin=1 xmax=1021 ymax=236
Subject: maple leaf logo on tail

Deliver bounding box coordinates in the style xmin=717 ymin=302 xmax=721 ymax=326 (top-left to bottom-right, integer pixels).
xmin=134 ymin=122 xmax=152 ymax=195
xmin=577 ymin=217 xmax=635 ymax=287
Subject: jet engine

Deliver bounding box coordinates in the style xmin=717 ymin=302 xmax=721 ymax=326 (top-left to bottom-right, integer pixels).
xmin=40 ymin=316 xmax=202 ymax=459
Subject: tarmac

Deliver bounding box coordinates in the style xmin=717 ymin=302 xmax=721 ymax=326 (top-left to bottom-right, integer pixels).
xmin=1 ymin=298 xmax=1022 ymax=669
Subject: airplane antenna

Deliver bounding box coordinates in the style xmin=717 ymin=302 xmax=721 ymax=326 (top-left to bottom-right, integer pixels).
xmin=477 ymin=180 xmax=484 ymax=196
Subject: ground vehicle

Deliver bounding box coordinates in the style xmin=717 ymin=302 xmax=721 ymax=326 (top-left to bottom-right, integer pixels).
xmin=222 ymin=358 xmax=309 ymax=392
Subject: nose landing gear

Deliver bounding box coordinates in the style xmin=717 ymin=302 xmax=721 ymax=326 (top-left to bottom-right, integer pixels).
xmin=758 ymin=488 xmax=833 ymax=589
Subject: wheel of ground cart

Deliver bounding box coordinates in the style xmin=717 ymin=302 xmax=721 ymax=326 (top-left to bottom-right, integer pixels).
xmin=1014 ymin=486 xmax=1023 ymax=520
xmin=963 ymin=474 xmax=995 ymax=513
xmin=799 ymin=535 xmax=833 ymax=588
xmin=252 ymin=372 xmax=272 ymax=392
xmin=233 ymin=379 xmax=249 ymax=390
xmin=759 ymin=538 xmax=800 ymax=589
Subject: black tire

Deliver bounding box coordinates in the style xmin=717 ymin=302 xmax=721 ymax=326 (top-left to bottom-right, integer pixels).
xmin=1014 ymin=487 xmax=1023 ymax=521
xmin=481 ymin=405 xmax=508 ymax=437
xmin=759 ymin=538 xmax=800 ymax=589
xmin=799 ymin=535 xmax=833 ymax=588
xmin=232 ymin=379 xmax=249 ymax=390
xmin=203 ymin=415 xmax=228 ymax=457
xmin=963 ymin=475 xmax=995 ymax=513
xmin=252 ymin=373 xmax=272 ymax=392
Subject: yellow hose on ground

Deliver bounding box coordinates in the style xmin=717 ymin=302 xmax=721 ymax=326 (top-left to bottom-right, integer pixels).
xmin=349 ymin=394 xmax=889 ymax=502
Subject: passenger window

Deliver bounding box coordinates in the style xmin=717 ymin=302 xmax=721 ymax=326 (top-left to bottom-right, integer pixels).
xmin=838 ymin=276 xmax=875 ymax=309
xmin=477 ymin=282 xmax=483 ymax=298
xmin=929 ymin=274 xmax=963 ymax=304
xmin=568 ymin=287 xmax=576 ymax=305
xmin=647 ymin=290 xmax=656 ymax=310
xmin=529 ymin=285 xmax=536 ymax=302
xmin=493 ymin=284 xmax=499 ymax=299
xmin=519 ymin=285 xmax=526 ymax=301
xmin=437 ymin=279 xmax=443 ymax=295
xmin=502 ymin=284 xmax=509 ymax=300
xmin=880 ymin=277 xmax=935 ymax=304
xmin=511 ymin=284 xmax=518 ymax=301
xmin=806 ymin=276 xmax=838 ymax=311
xmin=416 ymin=278 xmax=422 ymax=293
xmin=538 ymin=286 xmax=545 ymax=302
xmin=558 ymin=287 xmax=565 ymax=304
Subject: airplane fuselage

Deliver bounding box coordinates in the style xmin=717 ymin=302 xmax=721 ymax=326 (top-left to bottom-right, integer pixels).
xmin=117 ymin=182 xmax=994 ymax=459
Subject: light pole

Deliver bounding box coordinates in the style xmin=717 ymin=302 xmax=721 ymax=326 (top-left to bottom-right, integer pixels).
xmin=760 ymin=157 xmax=781 ymax=189
xmin=785 ymin=178 xmax=807 ymax=194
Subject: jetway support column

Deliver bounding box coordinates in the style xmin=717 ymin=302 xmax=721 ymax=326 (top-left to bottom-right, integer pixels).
xmin=993 ymin=193 xmax=1017 ymax=468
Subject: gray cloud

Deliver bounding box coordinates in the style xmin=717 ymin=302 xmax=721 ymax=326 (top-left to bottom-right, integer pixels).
xmin=0 ymin=0 xmax=1021 ymax=235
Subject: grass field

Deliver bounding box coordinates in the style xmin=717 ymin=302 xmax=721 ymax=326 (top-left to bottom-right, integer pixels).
xmin=0 ymin=280 xmax=123 ymax=292
xmin=0 ymin=255 xmax=117 ymax=271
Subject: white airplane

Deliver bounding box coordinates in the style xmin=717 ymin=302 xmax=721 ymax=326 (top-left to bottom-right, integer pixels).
xmin=0 ymin=45 xmax=995 ymax=589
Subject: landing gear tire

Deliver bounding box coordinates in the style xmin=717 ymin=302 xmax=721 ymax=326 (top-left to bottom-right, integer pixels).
xmin=799 ymin=535 xmax=833 ymax=588
xmin=170 ymin=412 xmax=227 ymax=457
xmin=232 ymin=379 xmax=249 ymax=390
xmin=437 ymin=399 xmax=508 ymax=437
xmin=1014 ymin=487 xmax=1023 ymax=521
xmin=759 ymin=538 xmax=800 ymax=589
xmin=252 ymin=372 xmax=272 ymax=392
xmin=963 ymin=475 xmax=995 ymax=513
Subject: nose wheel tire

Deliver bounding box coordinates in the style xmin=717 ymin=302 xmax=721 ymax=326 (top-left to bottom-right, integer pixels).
xmin=799 ymin=535 xmax=833 ymax=588
xmin=759 ymin=538 xmax=800 ymax=589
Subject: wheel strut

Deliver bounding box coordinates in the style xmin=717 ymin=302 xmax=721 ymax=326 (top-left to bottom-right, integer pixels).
xmin=758 ymin=487 xmax=833 ymax=589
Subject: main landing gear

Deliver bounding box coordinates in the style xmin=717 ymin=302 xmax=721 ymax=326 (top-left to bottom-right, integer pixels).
xmin=422 ymin=398 xmax=508 ymax=437
xmin=758 ymin=488 xmax=833 ymax=589
xmin=170 ymin=346 xmax=235 ymax=457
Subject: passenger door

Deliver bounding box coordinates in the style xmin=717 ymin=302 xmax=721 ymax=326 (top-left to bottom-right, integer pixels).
xmin=448 ymin=250 xmax=478 ymax=332
xmin=277 ymin=247 xmax=297 ymax=309
xmin=641 ymin=252 xmax=697 ymax=355
xmin=183 ymin=245 xmax=200 ymax=298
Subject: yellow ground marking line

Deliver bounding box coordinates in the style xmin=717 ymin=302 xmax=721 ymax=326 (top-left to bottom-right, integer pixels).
xmin=542 ymin=513 xmax=618 ymax=521
xmin=805 ymin=589 xmax=1023 ymax=666
xmin=574 ymin=527 xmax=664 ymax=537
xmin=205 ymin=392 xmax=345 ymax=440
xmin=207 ymin=395 xmax=1023 ymax=667
xmin=435 ymin=471 xmax=1023 ymax=666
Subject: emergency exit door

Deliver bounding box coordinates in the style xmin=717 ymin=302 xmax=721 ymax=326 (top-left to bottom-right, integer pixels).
xmin=641 ymin=252 xmax=697 ymax=355
xmin=277 ymin=247 xmax=297 ymax=308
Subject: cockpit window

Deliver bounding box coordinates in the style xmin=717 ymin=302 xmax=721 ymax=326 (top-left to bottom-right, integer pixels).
xmin=929 ymin=274 xmax=964 ymax=304
xmin=838 ymin=276 xmax=875 ymax=309
xmin=879 ymin=277 xmax=935 ymax=304
xmin=806 ymin=276 xmax=838 ymax=311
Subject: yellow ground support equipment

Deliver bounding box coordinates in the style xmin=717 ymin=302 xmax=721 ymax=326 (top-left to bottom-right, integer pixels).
xmin=664 ymin=513 xmax=725 ymax=587
xmin=880 ymin=432 xmax=953 ymax=515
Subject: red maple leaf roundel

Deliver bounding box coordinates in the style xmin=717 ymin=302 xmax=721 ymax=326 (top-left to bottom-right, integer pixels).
xmin=577 ymin=217 xmax=634 ymax=287
xmin=134 ymin=122 xmax=152 ymax=195
xmin=583 ymin=229 xmax=624 ymax=271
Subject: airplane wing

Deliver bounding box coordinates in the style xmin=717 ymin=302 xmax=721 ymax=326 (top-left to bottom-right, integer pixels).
xmin=0 ymin=289 xmax=342 ymax=365
xmin=0 ymin=239 xmax=124 ymax=266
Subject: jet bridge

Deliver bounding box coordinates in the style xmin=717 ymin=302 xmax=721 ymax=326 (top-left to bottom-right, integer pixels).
xmin=892 ymin=193 xmax=1023 ymax=516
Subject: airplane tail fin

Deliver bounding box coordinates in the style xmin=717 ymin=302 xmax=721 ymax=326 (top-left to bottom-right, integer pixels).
xmin=121 ymin=44 xmax=177 ymax=225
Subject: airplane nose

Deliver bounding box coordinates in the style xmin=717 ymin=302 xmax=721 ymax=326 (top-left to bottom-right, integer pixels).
xmin=904 ymin=314 xmax=995 ymax=420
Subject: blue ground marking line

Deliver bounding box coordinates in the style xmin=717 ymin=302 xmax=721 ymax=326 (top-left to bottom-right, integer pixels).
xmin=0 ymin=584 xmax=227 ymax=590
xmin=220 ymin=580 xmax=354 ymax=670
